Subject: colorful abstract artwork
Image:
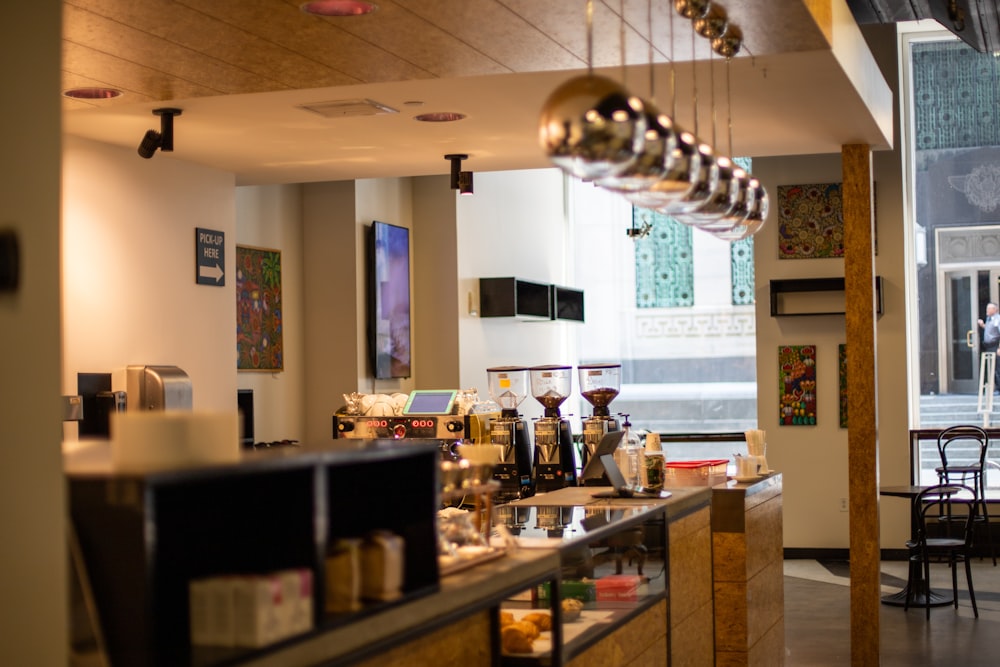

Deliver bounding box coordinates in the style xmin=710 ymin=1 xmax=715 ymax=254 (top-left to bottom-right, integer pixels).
xmin=777 ymin=182 xmax=844 ymax=259
xmin=779 ymin=345 xmax=817 ymax=425
xmin=236 ymin=245 xmax=283 ymax=371
xmin=839 ymin=344 xmax=848 ymax=428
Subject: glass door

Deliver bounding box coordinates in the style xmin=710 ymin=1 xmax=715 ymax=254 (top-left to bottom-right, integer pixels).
xmin=943 ymin=271 xmax=978 ymax=394
xmin=942 ymin=270 xmax=1000 ymax=393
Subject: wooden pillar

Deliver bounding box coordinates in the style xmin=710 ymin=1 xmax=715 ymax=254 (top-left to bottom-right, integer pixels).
xmin=842 ymin=144 xmax=879 ymax=666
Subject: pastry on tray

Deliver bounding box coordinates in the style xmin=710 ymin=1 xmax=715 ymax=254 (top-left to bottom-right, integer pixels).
xmin=501 ymin=624 xmax=534 ymax=653
xmin=522 ymin=612 xmax=552 ymax=631
xmin=561 ymin=597 xmax=584 ymax=622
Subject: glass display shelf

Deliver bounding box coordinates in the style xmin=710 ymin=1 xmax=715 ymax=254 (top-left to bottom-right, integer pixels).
xmin=493 ymin=503 xmax=668 ymax=665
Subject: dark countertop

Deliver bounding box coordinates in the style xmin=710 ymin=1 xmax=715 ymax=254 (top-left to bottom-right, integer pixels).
xmin=509 ymin=485 xmax=713 ymax=522
xmin=63 ymin=438 xmax=440 ymax=480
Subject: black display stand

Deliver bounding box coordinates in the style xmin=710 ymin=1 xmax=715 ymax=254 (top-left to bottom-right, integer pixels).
xmin=66 ymin=440 xmax=440 ymax=667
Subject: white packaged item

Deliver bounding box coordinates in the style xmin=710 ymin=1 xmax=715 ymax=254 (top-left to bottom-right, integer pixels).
xmin=280 ymin=568 xmax=314 ymax=636
xmin=233 ymin=574 xmax=284 ymax=648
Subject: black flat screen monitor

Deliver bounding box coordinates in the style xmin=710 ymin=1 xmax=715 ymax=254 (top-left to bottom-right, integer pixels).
xmin=367 ymin=221 xmax=411 ymax=379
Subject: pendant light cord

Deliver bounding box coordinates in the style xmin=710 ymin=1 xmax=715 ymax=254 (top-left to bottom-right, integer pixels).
xmin=669 ymin=4 xmax=677 ymax=119
xmin=620 ymin=0 xmax=627 ymax=84
xmin=726 ymin=56 xmax=734 ymax=158
xmin=586 ymin=0 xmax=594 ymax=77
xmin=691 ymin=25 xmax=699 ymax=138
xmin=709 ymin=50 xmax=716 ymax=148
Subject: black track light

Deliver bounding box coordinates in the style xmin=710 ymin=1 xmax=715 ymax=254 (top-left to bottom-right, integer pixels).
xmin=137 ymin=130 xmax=161 ymax=159
xmin=137 ymin=108 xmax=182 ymax=159
xmin=444 ymin=153 xmax=474 ymax=196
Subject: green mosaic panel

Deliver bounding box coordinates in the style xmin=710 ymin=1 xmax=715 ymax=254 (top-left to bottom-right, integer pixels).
xmin=634 ymin=207 xmax=694 ymax=308
xmin=730 ymin=157 xmax=755 ymax=305
xmin=731 ymin=238 xmax=754 ymax=305
xmin=912 ymin=40 xmax=1000 ymax=151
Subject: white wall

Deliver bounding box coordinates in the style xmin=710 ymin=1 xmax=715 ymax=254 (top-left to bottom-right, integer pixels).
xmin=752 ymin=154 xmax=855 ymax=549
xmin=753 ymin=147 xmax=909 ymax=550
xmin=0 ymin=1 xmax=66 ymax=663
xmin=62 ymin=137 xmax=237 ymax=413
xmin=236 ymin=184 xmax=305 ymax=443
xmin=457 ymin=169 xmax=577 ymax=423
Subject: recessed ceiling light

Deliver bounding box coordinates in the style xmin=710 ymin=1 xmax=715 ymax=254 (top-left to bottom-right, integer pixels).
xmin=414 ymin=112 xmax=466 ymax=123
xmin=63 ymin=87 xmax=123 ymax=100
xmin=300 ymin=1 xmax=377 ymax=16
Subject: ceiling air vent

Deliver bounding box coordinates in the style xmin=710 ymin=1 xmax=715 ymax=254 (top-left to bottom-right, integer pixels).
xmin=297 ymin=98 xmax=398 ymax=118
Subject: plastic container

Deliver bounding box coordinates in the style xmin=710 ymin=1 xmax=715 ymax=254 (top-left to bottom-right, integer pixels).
xmin=661 ymin=459 xmax=729 ymax=487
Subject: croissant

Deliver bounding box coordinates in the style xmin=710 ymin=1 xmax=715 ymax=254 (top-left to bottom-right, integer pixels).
xmin=522 ymin=612 xmax=552 ymax=631
xmin=501 ymin=624 xmax=534 ymax=654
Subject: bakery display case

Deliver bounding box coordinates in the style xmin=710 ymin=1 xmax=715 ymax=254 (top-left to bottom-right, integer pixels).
xmin=493 ymin=499 xmax=670 ymax=665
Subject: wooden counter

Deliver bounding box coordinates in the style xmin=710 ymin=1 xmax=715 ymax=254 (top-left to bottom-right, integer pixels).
xmin=514 ymin=485 xmax=715 ymax=667
xmin=712 ymin=473 xmax=784 ymax=667
xmin=66 ymin=440 xmax=719 ymax=667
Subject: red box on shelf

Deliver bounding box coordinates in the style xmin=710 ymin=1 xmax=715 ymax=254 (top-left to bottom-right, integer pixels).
xmin=595 ymin=574 xmax=647 ymax=602
xmin=662 ymin=459 xmax=729 ymax=487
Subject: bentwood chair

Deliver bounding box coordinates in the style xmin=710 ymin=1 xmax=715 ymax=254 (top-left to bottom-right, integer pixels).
xmin=906 ymin=483 xmax=979 ymax=619
xmin=935 ymin=425 xmax=996 ymax=565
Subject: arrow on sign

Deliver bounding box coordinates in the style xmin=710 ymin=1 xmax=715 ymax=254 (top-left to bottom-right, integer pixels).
xmin=199 ymin=263 xmax=224 ymax=283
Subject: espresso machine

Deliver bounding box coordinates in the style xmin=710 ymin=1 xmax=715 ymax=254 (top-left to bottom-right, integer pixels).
xmin=578 ymin=363 xmax=622 ymax=473
xmin=486 ymin=366 xmax=535 ymax=501
xmin=529 ymin=364 xmax=577 ymax=492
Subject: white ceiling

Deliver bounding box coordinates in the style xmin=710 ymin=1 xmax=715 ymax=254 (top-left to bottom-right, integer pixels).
xmin=61 ymin=0 xmax=896 ymax=186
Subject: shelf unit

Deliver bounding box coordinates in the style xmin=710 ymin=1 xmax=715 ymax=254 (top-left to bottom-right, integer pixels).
xmin=479 ymin=278 xmax=585 ymax=321
xmin=769 ymin=276 xmax=884 ymax=317
xmin=480 ymin=277 xmax=552 ymax=319
xmin=66 ymin=440 xmax=440 ymax=667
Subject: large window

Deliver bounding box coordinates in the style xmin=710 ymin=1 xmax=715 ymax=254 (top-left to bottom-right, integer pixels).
xmin=902 ymin=30 xmax=1000 ymax=480
xmin=568 ymin=176 xmax=757 ymax=437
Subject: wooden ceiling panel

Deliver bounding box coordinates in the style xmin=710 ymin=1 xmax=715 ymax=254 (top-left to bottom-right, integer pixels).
xmin=64 ymin=5 xmax=293 ymax=97
xmin=61 ymin=40 xmax=224 ymax=101
xmin=190 ymin=0 xmax=446 ymax=84
xmin=296 ymin=1 xmax=516 ymax=79
xmin=393 ymin=0 xmax=583 ymax=73
xmin=71 ymin=0 xmax=359 ymax=91
xmin=60 ymin=1 xmax=894 ymax=184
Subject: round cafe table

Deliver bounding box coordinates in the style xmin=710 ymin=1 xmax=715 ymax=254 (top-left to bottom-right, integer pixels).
xmin=879 ymin=485 xmax=954 ymax=607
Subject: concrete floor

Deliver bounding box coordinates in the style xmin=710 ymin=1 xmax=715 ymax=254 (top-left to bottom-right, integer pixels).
xmin=784 ymin=558 xmax=1000 ymax=666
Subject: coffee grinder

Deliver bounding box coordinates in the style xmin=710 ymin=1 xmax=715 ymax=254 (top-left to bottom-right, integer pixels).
xmin=486 ymin=366 xmax=535 ymax=501
xmin=529 ymin=364 xmax=577 ymax=491
xmin=578 ymin=363 xmax=622 ymax=473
